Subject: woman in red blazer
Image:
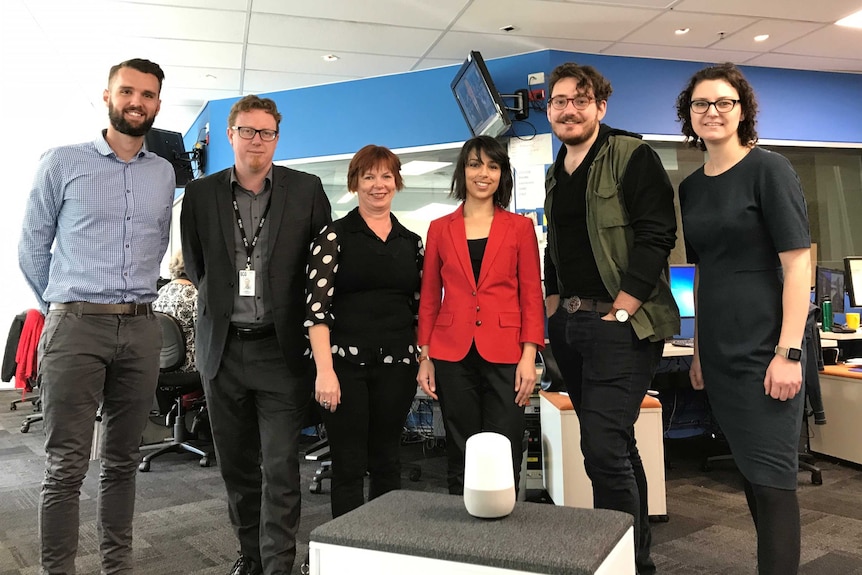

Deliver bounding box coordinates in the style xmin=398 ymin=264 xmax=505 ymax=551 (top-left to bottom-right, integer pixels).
xmin=417 ymin=136 xmax=545 ymax=495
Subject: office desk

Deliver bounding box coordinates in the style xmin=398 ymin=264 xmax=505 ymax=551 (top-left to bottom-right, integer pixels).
xmin=820 ymin=329 xmax=862 ymax=341
xmin=809 ymin=364 xmax=862 ymax=465
xmin=309 ymin=490 xmax=635 ymax=575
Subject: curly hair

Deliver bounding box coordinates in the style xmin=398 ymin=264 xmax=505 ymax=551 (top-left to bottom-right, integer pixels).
xmin=675 ymin=62 xmax=758 ymax=150
xmin=227 ymin=95 xmax=282 ymax=131
xmin=450 ymin=136 xmax=513 ymax=209
xmin=548 ymin=62 xmax=613 ymax=102
xmin=347 ymin=145 xmax=404 ymax=192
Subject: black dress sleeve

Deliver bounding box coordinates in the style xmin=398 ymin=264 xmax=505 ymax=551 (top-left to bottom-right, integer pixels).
xmin=304 ymin=224 xmax=340 ymax=330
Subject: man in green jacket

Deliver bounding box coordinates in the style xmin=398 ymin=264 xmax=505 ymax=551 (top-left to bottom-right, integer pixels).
xmin=543 ymin=62 xmax=679 ymax=575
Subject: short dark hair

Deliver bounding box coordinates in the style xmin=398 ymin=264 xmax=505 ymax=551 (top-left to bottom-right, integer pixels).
xmin=347 ymin=145 xmax=404 ymax=192
xmin=227 ymin=95 xmax=282 ymax=131
xmin=108 ymin=58 xmax=165 ymax=93
xmin=450 ymin=136 xmax=513 ymax=209
xmin=548 ymin=62 xmax=613 ymax=102
xmin=675 ymin=62 xmax=759 ymax=151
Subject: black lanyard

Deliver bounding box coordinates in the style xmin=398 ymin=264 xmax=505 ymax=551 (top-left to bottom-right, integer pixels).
xmin=231 ymin=193 xmax=272 ymax=270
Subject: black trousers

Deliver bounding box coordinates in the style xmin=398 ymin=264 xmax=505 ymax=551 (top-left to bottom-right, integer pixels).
xmin=434 ymin=343 xmax=525 ymax=495
xmin=548 ymin=307 xmax=662 ymax=575
xmin=203 ymin=333 xmax=312 ymax=575
xmin=321 ymin=356 xmax=417 ymax=518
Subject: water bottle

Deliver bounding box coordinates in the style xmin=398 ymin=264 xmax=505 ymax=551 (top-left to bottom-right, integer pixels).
xmin=821 ymin=296 xmax=833 ymax=332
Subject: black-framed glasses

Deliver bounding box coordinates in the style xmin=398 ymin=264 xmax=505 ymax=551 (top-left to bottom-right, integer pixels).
xmin=690 ymin=99 xmax=740 ymax=114
xmin=231 ymin=126 xmax=279 ymax=141
xmin=549 ymin=95 xmax=595 ymax=111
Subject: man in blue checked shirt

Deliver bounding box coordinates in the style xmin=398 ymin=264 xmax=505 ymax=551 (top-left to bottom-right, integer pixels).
xmin=18 ymin=58 xmax=175 ymax=575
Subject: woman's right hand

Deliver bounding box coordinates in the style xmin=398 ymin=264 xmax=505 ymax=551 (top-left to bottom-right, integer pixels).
xmin=315 ymin=368 xmax=341 ymax=413
xmin=689 ymin=349 xmax=704 ymax=390
xmin=417 ymin=359 xmax=438 ymax=400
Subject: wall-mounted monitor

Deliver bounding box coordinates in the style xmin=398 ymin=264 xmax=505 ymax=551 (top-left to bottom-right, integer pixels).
xmin=669 ymin=264 xmax=695 ymax=339
xmin=845 ymin=257 xmax=862 ymax=308
xmin=145 ymin=128 xmax=194 ymax=187
xmin=450 ymin=51 xmax=512 ymax=138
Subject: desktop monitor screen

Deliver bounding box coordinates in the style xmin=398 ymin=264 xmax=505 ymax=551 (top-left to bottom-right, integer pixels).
xmin=145 ymin=128 xmax=194 ymax=187
xmin=450 ymin=51 xmax=511 ymax=138
xmin=816 ymin=266 xmax=845 ymax=314
xmin=669 ymin=264 xmax=696 ymax=318
xmin=845 ymin=257 xmax=862 ymax=308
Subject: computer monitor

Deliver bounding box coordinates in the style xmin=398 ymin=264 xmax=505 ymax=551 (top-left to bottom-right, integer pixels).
xmin=145 ymin=128 xmax=195 ymax=187
xmin=845 ymin=257 xmax=862 ymax=308
xmin=450 ymin=51 xmax=512 ymax=138
xmin=815 ymin=266 xmax=845 ymax=314
xmin=669 ymin=264 xmax=695 ymax=338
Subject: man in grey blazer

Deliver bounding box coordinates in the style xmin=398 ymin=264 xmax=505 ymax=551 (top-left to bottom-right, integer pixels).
xmin=181 ymin=95 xmax=331 ymax=575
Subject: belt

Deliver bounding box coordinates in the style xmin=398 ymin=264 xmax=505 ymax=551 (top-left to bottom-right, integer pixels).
xmin=50 ymin=302 xmax=153 ymax=316
xmin=230 ymin=323 xmax=276 ymax=340
xmin=561 ymin=296 xmax=613 ymax=314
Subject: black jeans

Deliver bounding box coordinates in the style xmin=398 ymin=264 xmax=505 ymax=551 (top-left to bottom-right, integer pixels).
xmin=321 ymin=356 xmax=417 ymax=518
xmin=434 ymin=343 xmax=524 ymax=496
xmin=548 ymin=307 xmax=662 ymax=575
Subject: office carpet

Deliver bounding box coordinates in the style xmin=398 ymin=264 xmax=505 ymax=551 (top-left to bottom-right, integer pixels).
xmin=1 ymin=389 xmax=861 ymax=575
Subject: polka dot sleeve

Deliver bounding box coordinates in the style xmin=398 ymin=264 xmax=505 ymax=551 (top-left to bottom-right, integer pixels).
xmin=304 ymin=224 xmax=340 ymax=330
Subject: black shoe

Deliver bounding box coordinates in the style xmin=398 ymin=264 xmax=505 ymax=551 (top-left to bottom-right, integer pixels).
xmin=229 ymin=554 xmax=262 ymax=575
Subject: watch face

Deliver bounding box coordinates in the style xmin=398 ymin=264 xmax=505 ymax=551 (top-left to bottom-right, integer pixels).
xmin=615 ymin=309 xmax=629 ymax=322
xmin=787 ymin=347 xmax=802 ymax=361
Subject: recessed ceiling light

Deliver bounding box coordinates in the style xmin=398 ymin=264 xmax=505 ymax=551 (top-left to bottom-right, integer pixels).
xmin=322 ymin=54 xmax=339 ymax=62
xmin=336 ymin=192 xmax=354 ymax=204
xmin=836 ymin=9 xmax=862 ymax=28
xmin=754 ymin=34 xmax=770 ymax=42
xmin=401 ymin=161 xmax=452 ymax=176
xmin=674 ymin=28 xmax=690 ymax=35
xmin=500 ymin=25 xmax=516 ymax=32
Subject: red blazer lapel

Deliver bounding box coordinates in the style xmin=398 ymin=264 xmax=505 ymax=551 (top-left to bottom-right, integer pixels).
xmin=446 ymin=206 xmax=477 ymax=291
xmin=477 ymin=206 xmax=510 ymax=288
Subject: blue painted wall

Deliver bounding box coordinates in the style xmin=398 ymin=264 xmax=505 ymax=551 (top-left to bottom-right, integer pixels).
xmin=185 ymin=49 xmax=862 ymax=175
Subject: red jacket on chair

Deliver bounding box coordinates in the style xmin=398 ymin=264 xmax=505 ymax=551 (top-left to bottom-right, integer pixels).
xmin=418 ymin=205 xmax=545 ymax=364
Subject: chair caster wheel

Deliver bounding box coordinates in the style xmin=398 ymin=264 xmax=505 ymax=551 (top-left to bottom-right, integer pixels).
xmin=199 ymin=457 xmax=211 ymax=468
xmin=812 ymin=471 xmax=822 ymax=485
xmin=10 ymin=403 xmax=17 ymax=411
xmin=701 ymin=462 xmax=712 ymax=472
xmin=138 ymin=461 xmax=151 ymax=472
xmin=309 ymin=482 xmax=322 ymax=494
xmin=21 ymin=423 xmax=30 ymax=433
xmin=409 ymin=468 xmax=422 ymax=481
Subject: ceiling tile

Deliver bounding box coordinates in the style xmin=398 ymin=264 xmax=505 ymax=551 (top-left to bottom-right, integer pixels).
xmin=563 ymin=0 xmax=677 ymax=7
xmin=712 ymin=20 xmax=825 ymax=52
xmin=776 ymin=25 xmax=862 ymax=59
xmin=601 ymin=42 xmax=761 ymax=65
xmin=242 ymin=70 xmax=363 ymax=94
xmin=453 ymin=0 xmax=659 ymax=41
xmin=251 ymin=0 xmax=465 ymax=29
xmin=245 ymin=45 xmax=421 ymax=77
xmin=109 ymin=0 xmax=247 ymax=9
xmin=622 ymin=11 xmax=755 ymax=47
xmin=248 ymin=13 xmax=441 ymax=58
xmin=745 ymin=52 xmax=862 ymax=73
xmin=673 ymin=0 xmax=862 ymax=23
xmin=427 ymin=30 xmax=611 ymax=60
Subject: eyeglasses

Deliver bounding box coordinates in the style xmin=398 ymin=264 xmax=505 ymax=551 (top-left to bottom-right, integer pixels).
xmin=549 ymin=95 xmax=595 ymax=111
xmin=231 ymin=126 xmax=279 ymax=141
xmin=690 ymin=99 xmax=740 ymax=114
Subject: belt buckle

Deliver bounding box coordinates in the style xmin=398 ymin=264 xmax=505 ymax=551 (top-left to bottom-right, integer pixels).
xmin=565 ymin=296 xmax=581 ymax=313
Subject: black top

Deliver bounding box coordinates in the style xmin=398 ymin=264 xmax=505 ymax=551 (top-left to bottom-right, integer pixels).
xmin=467 ymin=237 xmax=488 ymax=284
xmin=304 ymin=207 xmax=424 ymax=366
xmin=545 ymin=124 xmax=677 ymax=302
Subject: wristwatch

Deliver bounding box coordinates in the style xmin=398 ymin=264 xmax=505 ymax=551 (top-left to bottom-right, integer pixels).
xmin=611 ymin=307 xmax=630 ymax=323
xmin=774 ymin=345 xmax=802 ymax=361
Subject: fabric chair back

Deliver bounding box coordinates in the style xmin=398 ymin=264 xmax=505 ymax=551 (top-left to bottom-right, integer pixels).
xmin=155 ymin=312 xmax=186 ymax=372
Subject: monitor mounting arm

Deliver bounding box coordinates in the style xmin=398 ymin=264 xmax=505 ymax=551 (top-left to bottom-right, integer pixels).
xmin=500 ymin=88 xmax=529 ymax=121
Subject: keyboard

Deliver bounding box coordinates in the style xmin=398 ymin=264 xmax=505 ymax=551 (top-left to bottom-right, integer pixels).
xmin=671 ymin=338 xmax=695 ymax=348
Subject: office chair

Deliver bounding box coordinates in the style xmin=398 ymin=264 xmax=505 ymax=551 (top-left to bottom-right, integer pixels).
xmin=138 ymin=312 xmax=212 ymax=472
xmin=19 ymin=378 xmax=43 ymax=433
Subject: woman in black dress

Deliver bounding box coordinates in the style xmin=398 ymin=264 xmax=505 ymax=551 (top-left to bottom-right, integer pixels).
xmin=305 ymin=145 xmax=423 ymax=518
xmin=675 ymin=63 xmax=811 ymax=575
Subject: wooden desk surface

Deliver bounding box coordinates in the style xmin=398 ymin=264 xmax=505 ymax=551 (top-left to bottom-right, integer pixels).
xmin=820 ymin=364 xmax=862 ymax=380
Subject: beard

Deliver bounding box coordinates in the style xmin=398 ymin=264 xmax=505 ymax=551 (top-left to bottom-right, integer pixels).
xmin=108 ymin=100 xmax=155 ymax=137
xmin=552 ymin=114 xmax=600 ymax=146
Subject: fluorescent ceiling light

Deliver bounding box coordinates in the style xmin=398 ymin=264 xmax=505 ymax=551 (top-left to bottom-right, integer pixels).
xmin=401 ymin=160 xmax=452 ymax=176
xmin=836 ymin=9 xmax=862 ymax=28
xmin=674 ymin=28 xmax=689 ymax=35
xmin=754 ymin=34 xmax=770 ymax=42
xmin=405 ymin=202 xmax=457 ymax=220
xmin=336 ymin=192 xmax=354 ymax=204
